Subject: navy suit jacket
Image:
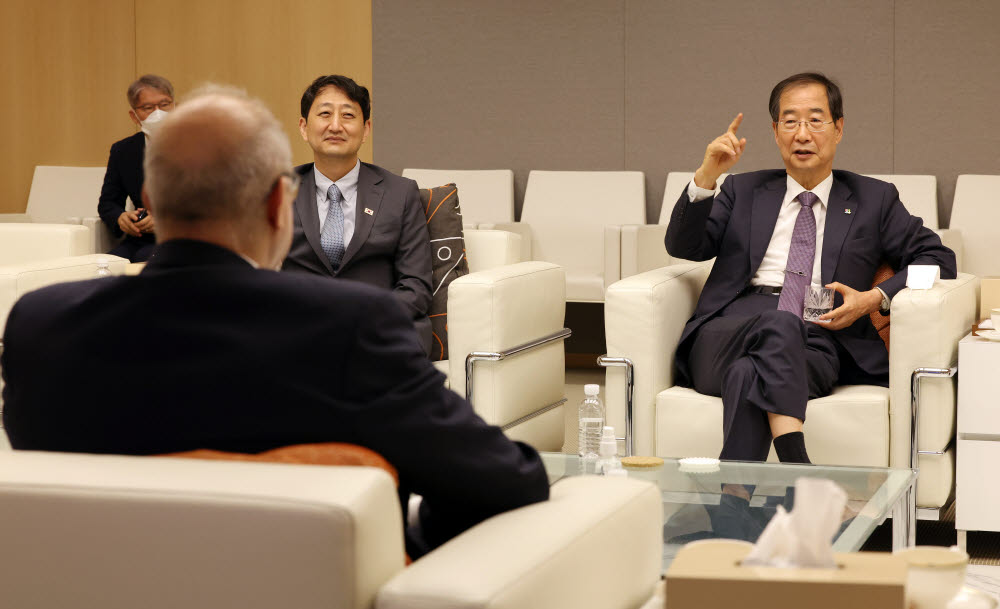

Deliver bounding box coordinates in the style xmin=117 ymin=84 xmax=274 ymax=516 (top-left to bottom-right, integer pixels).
xmin=1 ymin=239 xmax=547 ymax=551
xmin=665 ymin=169 xmax=957 ymax=381
xmin=97 ymin=131 xmax=155 ymax=247
xmin=283 ymin=162 xmax=433 ymax=352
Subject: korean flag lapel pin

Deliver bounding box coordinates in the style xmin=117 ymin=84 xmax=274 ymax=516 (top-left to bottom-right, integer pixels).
xmin=364 ymin=208 xmax=374 ymax=216
xmin=844 ymin=208 xmax=852 ymax=215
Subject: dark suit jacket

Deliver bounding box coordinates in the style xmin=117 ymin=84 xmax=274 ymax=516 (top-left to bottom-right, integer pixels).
xmin=97 ymin=131 xmax=155 ymax=248
xmin=283 ymin=162 xmax=433 ymax=351
xmin=665 ymin=169 xmax=957 ymax=381
xmin=1 ymin=239 xmax=547 ymax=552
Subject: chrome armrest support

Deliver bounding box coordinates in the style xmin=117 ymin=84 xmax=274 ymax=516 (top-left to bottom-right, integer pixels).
xmin=464 ymin=328 xmax=572 ymax=401
xmin=597 ymin=355 xmax=634 ymax=456
xmin=910 ymin=366 xmax=958 ymax=469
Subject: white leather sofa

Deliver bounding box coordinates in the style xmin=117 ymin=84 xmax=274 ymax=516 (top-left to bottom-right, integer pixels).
xmin=0 ymin=450 xmax=662 ymax=609
xmin=0 ymin=166 xmax=119 ymax=255
xmin=402 ymin=167 xmax=517 ymax=225
xmin=0 ymin=223 xmax=93 ymax=266
xmin=949 ymin=174 xmax=1000 ymax=277
xmin=441 ymin=230 xmax=568 ymax=451
xmin=603 ymin=262 xmax=979 ymax=509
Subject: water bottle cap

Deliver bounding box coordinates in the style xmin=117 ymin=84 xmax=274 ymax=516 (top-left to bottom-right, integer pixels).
xmin=584 ymin=384 xmax=600 ymax=396
xmin=600 ymin=425 xmax=617 ymax=457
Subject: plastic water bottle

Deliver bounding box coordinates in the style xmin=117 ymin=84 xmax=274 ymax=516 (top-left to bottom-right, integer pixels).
xmin=95 ymin=258 xmax=111 ymax=278
xmin=597 ymin=426 xmax=622 ymax=475
xmin=578 ymin=384 xmax=604 ymax=470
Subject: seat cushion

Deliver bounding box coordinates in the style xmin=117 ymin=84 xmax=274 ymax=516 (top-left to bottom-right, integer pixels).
xmin=655 ymin=385 xmax=889 ymax=467
xmin=419 ymin=183 xmax=469 ymax=361
xmin=566 ymin=272 xmax=605 ymax=302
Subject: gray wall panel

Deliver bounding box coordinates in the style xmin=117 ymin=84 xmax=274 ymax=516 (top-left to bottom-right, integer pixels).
xmin=626 ymin=0 xmax=893 ymax=220
xmin=894 ymin=0 xmax=1000 ymax=226
xmin=373 ymin=0 xmax=626 ymax=216
xmin=375 ymin=0 xmax=1000 ymax=227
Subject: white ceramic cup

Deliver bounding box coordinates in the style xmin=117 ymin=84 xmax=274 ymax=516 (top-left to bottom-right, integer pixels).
xmin=991 ymin=307 xmax=1000 ymax=330
xmin=894 ymin=545 xmax=969 ymax=609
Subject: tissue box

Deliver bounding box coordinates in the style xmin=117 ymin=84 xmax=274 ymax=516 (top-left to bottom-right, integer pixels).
xmin=980 ymin=276 xmax=1000 ymax=320
xmin=666 ymin=540 xmax=906 ymax=609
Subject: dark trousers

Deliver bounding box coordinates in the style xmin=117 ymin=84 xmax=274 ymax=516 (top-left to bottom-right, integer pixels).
xmin=685 ymin=293 xmax=840 ymax=461
xmin=110 ymin=236 xmax=156 ymax=263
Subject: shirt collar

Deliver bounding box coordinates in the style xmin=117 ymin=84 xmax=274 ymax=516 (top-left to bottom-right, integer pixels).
xmin=785 ymin=172 xmax=833 ymax=209
xmin=314 ymin=160 xmax=361 ymax=202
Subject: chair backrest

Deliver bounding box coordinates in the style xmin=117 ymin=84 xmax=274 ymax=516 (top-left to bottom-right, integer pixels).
xmin=25 ymin=166 xmax=110 ymax=223
xmin=521 ymin=170 xmax=645 ymax=274
xmin=865 ymin=174 xmax=939 ymax=229
xmin=0 ymin=223 xmax=92 ymax=264
xmin=950 ymin=174 xmax=1000 ymax=277
xmin=0 ymin=451 xmax=405 ymax=609
xmin=659 ymin=172 xmax=729 ymax=223
xmin=463 ymin=229 xmax=522 ymax=273
xmin=402 ymin=168 xmax=515 ymax=226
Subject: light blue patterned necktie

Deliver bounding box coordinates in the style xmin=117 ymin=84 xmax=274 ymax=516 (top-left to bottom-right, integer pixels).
xmin=777 ymin=191 xmax=818 ymax=317
xmin=320 ymin=183 xmax=345 ymax=268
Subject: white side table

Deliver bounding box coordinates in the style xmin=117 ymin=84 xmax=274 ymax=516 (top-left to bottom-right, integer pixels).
xmin=956 ymin=331 xmax=1000 ymax=549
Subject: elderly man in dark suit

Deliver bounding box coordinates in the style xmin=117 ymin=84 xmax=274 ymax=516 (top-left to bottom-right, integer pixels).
xmin=2 ymin=86 xmax=547 ymax=557
xmin=283 ymin=75 xmax=433 ymax=352
xmin=97 ymin=74 xmax=174 ymax=262
xmin=666 ymin=72 xmax=956 ymax=465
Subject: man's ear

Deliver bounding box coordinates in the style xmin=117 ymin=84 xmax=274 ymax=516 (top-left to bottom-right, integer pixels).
xmin=362 ymin=118 xmax=371 ymax=145
xmin=834 ymin=117 xmax=845 ymax=143
xmin=265 ymin=177 xmax=288 ymax=230
xmin=129 ymin=110 xmax=141 ymax=128
xmin=298 ymin=116 xmax=309 ymax=142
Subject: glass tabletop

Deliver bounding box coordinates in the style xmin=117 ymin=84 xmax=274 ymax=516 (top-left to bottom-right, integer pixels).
xmin=541 ymin=453 xmax=916 ymax=570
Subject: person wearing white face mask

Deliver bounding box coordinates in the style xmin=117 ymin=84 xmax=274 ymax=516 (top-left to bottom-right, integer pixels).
xmin=97 ymin=74 xmax=175 ymax=262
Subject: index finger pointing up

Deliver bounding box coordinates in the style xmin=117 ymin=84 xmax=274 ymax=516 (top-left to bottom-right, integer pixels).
xmin=728 ymin=113 xmax=744 ymax=134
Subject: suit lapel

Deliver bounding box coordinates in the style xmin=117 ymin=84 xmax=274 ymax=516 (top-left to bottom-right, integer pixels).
xmin=821 ymin=177 xmax=856 ymax=285
xmin=294 ymin=166 xmax=333 ymax=274
xmin=340 ymin=163 xmax=384 ymax=268
xmin=749 ymin=176 xmax=786 ymax=277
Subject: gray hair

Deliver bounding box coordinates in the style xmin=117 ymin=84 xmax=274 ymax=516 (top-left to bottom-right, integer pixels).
xmin=143 ymin=84 xmax=292 ymax=227
xmin=127 ymin=74 xmax=174 ymax=108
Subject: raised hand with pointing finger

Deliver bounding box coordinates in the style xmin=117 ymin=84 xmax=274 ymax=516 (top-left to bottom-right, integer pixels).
xmin=693 ymin=113 xmax=747 ymax=190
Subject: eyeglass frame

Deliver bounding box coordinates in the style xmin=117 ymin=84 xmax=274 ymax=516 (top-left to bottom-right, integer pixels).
xmin=274 ymin=170 xmax=301 ymax=195
xmin=133 ymin=99 xmax=175 ymax=114
xmin=775 ymin=118 xmax=836 ymax=133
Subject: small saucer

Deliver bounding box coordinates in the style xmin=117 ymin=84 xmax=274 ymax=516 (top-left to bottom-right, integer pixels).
xmin=678 ymin=457 xmax=721 ymax=473
xmin=975 ymin=329 xmax=1000 ymax=342
xmin=947 ymin=585 xmax=998 ymax=608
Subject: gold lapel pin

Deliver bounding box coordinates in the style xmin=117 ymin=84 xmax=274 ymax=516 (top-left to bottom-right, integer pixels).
xmin=364 ymin=208 xmax=374 ymax=216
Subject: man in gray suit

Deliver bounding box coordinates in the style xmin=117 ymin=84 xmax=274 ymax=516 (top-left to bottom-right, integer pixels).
xmin=283 ymin=75 xmax=433 ymax=351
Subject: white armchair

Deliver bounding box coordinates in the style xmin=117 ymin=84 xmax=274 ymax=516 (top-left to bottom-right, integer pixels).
xmin=949 ymin=174 xmax=1000 ymax=277
xmin=0 ymin=166 xmax=120 ymax=255
xmin=0 ymin=450 xmax=662 ymax=609
xmin=519 ymin=170 xmax=645 ymax=303
xmin=602 ymin=262 xmax=979 ymax=510
xmin=0 ymin=223 xmax=93 ymax=266
xmin=621 ymin=172 xmax=727 ymax=278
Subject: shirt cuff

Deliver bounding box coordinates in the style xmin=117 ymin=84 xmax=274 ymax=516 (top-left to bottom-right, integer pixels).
xmin=687 ymin=180 xmax=717 ymax=203
xmin=876 ymin=287 xmax=890 ymax=314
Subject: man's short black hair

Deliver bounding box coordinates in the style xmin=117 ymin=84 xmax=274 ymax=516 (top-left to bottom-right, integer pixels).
xmin=300 ymin=75 xmax=371 ymax=122
xmin=768 ymin=72 xmax=844 ymax=122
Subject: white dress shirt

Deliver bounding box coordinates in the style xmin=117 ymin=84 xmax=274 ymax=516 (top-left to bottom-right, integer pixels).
xmin=314 ymin=160 xmax=360 ymax=249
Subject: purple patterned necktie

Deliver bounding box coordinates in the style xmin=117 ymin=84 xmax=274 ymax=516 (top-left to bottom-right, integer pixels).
xmin=776 ymin=191 xmax=819 ymax=317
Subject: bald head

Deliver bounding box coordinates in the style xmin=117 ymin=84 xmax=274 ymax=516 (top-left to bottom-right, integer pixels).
xmin=144 ymin=86 xmax=292 ymax=230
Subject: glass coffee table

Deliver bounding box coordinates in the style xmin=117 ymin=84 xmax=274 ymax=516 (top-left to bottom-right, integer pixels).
xmin=541 ymin=453 xmax=916 ymax=570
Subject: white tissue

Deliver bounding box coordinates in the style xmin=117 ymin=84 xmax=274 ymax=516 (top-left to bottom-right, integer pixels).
xmin=741 ymin=477 xmax=848 ymax=569
xmin=906 ymin=264 xmax=940 ymax=290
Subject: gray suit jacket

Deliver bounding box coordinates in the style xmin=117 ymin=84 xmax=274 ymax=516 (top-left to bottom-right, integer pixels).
xmin=283 ymin=162 xmax=433 ymax=351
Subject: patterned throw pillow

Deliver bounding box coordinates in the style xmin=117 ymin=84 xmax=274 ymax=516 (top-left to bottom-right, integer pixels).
xmin=418 ymin=183 xmax=470 ymax=361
